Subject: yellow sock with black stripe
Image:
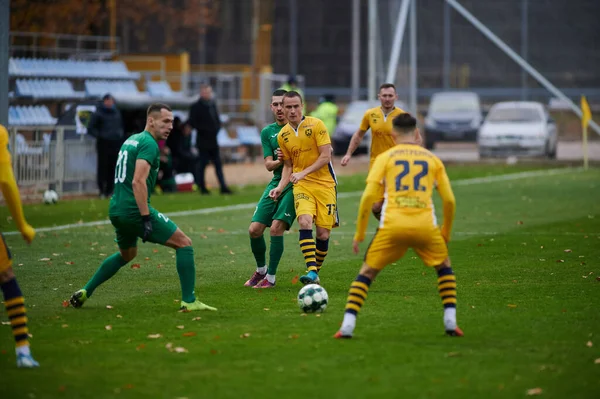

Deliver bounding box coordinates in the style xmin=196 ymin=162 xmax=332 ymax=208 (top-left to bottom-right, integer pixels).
xmin=1 ymin=278 xmax=30 ymax=348
xmin=339 ymin=274 xmax=372 ymax=336
xmin=299 ymin=229 xmax=317 ymax=272
xmin=315 ymin=238 xmax=329 ymax=272
xmin=437 ymin=267 xmax=458 ymax=331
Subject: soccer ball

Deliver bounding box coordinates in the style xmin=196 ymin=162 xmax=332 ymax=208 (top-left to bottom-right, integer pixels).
xmin=297 ymin=284 xmax=328 ymax=313
xmin=43 ymin=190 xmax=59 ymax=204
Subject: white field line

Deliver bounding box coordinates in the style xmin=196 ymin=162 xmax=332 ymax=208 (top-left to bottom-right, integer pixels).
xmin=3 ymin=167 xmax=580 ymax=236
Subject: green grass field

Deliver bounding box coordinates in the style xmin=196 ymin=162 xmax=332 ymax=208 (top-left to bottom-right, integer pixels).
xmin=1 ymin=164 xmax=599 ymax=399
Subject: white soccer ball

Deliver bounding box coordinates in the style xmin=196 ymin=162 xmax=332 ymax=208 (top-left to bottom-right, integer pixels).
xmin=297 ymin=284 xmax=328 ymax=313
xmin=43 ymin=189 xmax=59 ymax=204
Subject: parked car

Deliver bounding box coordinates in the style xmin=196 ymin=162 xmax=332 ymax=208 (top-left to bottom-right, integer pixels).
xmin=332 ymin=100 xmax=407 ymax=156
xmin=423 ymin=91 xmax=483 ymax=149
xmin=477 ymin=101 xmax=558 ymax=158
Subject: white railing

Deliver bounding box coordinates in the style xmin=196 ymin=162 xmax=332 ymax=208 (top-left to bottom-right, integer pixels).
xmin=8 ymin=126 xmax=97 ymax=198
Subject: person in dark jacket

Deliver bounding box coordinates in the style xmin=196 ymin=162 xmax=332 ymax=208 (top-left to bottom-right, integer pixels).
xmin=87 ymin=94 xmax=124 ymax=198
xmin=188 ymin=84 xmax=232 ymax=195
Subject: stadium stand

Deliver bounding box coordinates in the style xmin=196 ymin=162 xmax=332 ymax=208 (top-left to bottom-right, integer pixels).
xmin=15 ymin=79 xmax=85 ymax=99
xmin=9 ymin=58 xmax=140 ymax=80
xmin=9 ymin=105 xmax=58 ymax=126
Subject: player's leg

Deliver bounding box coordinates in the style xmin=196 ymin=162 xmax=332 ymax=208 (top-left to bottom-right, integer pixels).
xmin=414 ymin=231 xmax=462 ymax=336
xmin=255 ymin=188 xmax=296 ymax=288
xmin=70 ymin=216 xmax=137 ymax=308
xmin=246 ymin=222 xmax=268 ymax=286
xmin=151 ymin=211 xmax=216 ymax=311
xmin=335 ymin=229 xmax=406 ymax=339
xmin=0 ymin=234 xmax=39 ymax=367
xmin=246 ymin=187 xmax=276 ymax=286
xmin=294 ymin=187 xmax=319 ymax=283
xmin=312 ymin=187 xmax=337 ymax=275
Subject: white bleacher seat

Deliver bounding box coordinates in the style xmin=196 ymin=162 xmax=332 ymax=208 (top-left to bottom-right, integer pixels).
xmin=9 ymin=58 xmax=141 ymax=80
xmin=236 ymin=126 xmax=262 ymax=146
xmin=85 ymin=80 xmax=140 ymax=97
xmin=8 ymin=106 xmax=57 ymax=126
xmin=147 ymin=81 xmax=175 ymax=97
xmin=15 ymin=78 xmax=81 ymax=98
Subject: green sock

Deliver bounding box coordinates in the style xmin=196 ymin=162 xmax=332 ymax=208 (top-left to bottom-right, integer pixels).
xmin=268 ymin=235 xmax=284 ymax=276
xmin=250 ymin=235 xmax=266 ymax=268
xmin=176 ymin=246 xmax=196 ymax=303
xmin=84 ymin=252 xmax=128 ymax=296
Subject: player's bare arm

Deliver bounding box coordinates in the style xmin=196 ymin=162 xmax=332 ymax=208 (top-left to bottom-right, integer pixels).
xmin=341 ymin=129 xmax=367 ymax=166
xmin=291 ymin=143 xmax=333 ymax=183
xmin=132 ymin=159 xmax=151 ymax=216
xmin=269 ymin=159 xmax=292 ymax=200
xmin=264 ymin=154 xmax=282 ymax=172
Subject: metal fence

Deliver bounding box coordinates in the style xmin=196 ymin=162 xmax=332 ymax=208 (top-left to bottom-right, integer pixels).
xmin=8 ymin=126 xmax=97 ymax=199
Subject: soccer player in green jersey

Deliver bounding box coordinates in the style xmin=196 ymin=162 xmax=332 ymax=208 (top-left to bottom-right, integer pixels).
xmin=70 ymin=103 xmax=216 ymax=312
xmin=244 ymin=89 xmax=296 ymax=288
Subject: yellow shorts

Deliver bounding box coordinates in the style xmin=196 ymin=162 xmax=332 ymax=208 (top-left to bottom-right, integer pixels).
xmin=0 ymin=233 xmax=13 ymax=273
xmin=365 ymin=225 xmax=448 ymax=269
xmin=293 ymin=184 xmax=339 ymax=229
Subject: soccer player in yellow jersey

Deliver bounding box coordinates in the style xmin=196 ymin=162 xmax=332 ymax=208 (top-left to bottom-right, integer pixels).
xmin=0 ymin=124 xmax=39 ymax=367
xmin=270 ymin=91 xmax=338 ymax=285
xmin=341 ymin=83 xmax=405 ymax=169
xmin=334 ymin=113 xmax=463 ymax=339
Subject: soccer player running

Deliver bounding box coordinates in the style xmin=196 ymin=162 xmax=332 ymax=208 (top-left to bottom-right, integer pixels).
xmin=0 ymin=124 xmax=39 ymax=368
xmin=335 ymin=113 xmax=462 ymax=339
xmin=244 ymin=89 xmax=296 ymax=288
xmin=70 ymin=104 xmax=216 ymax=312
xmin=341 ymin=84 xmax=405 ymax=219
xmin=269 ymin=91 xmax=338 ymax=285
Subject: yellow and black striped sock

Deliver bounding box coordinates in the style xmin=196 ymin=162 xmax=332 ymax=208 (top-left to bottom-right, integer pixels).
xmin=437 ymin=267 xmax=457 ymax=309
xmin=1 ymin=278 xmax=29 ymax=348
xmin=299 ymin=229 xmax=317 ymax=272
xmin=344 ymin=274 xmax=372 ymax=315
xmin=315 ymin=238 xmax=329 ymax=272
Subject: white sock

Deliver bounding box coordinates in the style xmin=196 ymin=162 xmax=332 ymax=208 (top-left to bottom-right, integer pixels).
xmin=340 ymin=313 xmax=357 ymax=336
xmin=256 ymin=266 xmax=267 ymax=275
xmin=444 ymin=307 xmax=457 ymax=331
xmin=266 ymin=274 xmax=276 ymax=284
xmin=16 ymin=345 xmax=31 ymax=357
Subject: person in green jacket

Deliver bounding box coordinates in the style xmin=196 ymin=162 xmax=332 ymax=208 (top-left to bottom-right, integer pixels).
xmin=310 ymin=94 xmax=339 ymax=136
xmin=279 ymin=76 xmax=305 ymax=113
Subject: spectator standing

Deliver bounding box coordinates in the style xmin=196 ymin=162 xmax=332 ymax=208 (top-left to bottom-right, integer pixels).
xmin=87 ymin=94 xmax=124 ymax=198
xmin=188 ymin=84 xmax=232 ymax=195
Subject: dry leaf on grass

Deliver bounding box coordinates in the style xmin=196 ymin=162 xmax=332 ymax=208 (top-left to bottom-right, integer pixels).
xmin=507 ymin=304 xmax=518 ymax=308
xmin=289 ymin=334 xmax=299 ymax=339
xmin=39 ymin=258 xmax=51 ymax=262
xmin=147 ymin=334 xmax=162 ymax=339
xmin=136 ymin=344 xmax=146 ymax=351
xmin=564 ymin=249 xmax=572 ymax=253
xmin=263 ymin=308 xmax=270 ymax=311
xmin=556 ymin=260 xmax=565 ymax=263
xmin=153 ymin=249 xmax=159 ymax=253
xmin=176 ymin=325 xmax=185 ymax=330
xmin=586 ymin=341 xmax=593 ymax=347
xmin=210 ymin=349 xmax=218 ymax=355
xmin=182 ymin=332 xmax=197 ymax=337
xmin=217 ymin=228 xmax=226 ymax=233
xmin=62 ymin=300 xmax=70 ymax=308
xmin=105 ymin=325 xmax=112 ymax=331
xmin=106 ymin=305 xmax=113 ymax=309
xmin=240 ymin=333 xmax=251 ymax=338
xmin=62 ymin=324 xmax=69 ymax=328
xmin=174 ymin=347 xmax=188 ymax=353
xmin=116 ymin=315 xmax=123 ymax=318
xmin=130 ymin=264 xmax=141 ymax=269
xmin=594 ymin=358 xmax=600 ymax=364
xmin=65 ymin=261 xmax=75 ymax=265
xmin=200 ymin=234 xmax=208 ymax=239
xmin=526 ymin=388 xmax=543 ymax=395
xmin=291 ymin=275 xmax=300 ymax=285
xmin=229 ymin=250 xmax=235 ymax=255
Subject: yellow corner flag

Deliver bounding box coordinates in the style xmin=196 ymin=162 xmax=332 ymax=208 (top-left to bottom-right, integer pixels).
xmin=580 ymin=96 xmax=592 ymax=170
xmin=581 ymin=96 xmax=591 ymax=129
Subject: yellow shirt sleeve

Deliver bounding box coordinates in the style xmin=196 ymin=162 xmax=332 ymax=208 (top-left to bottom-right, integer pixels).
xmin=315 ymin=120 xmax=331 ymax=147
xmin=0 ymin=126 xmax=33 ymax=234
xmin=435 ymin=159 xmax=456 ymax=242
xmin=359 ymin=110 xmax=370 ymax=132
xmin=354 ymin=153 xmax=387 ymax=242
xmin=277 ymin=131 xmax=291 ymax=160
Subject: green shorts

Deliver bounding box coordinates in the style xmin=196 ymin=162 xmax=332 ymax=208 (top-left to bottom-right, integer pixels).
xmin=251 ymin=183 xmax=295 ymax=229
xmin=110 ymin=207 xmax=178 ymax=249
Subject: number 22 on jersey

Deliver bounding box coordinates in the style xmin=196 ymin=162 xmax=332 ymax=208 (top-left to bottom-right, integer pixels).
xmin=395 ymin=160 xmax=429 ymax=192
xmin=115 ymin=150 xmax=128 ymax=184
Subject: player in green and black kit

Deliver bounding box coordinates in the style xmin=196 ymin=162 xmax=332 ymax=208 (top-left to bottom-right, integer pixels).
xmin=244 ymin=89 xmax=295 ymax=288
xmin=69 ymin=103 xmax=216 ymax=312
